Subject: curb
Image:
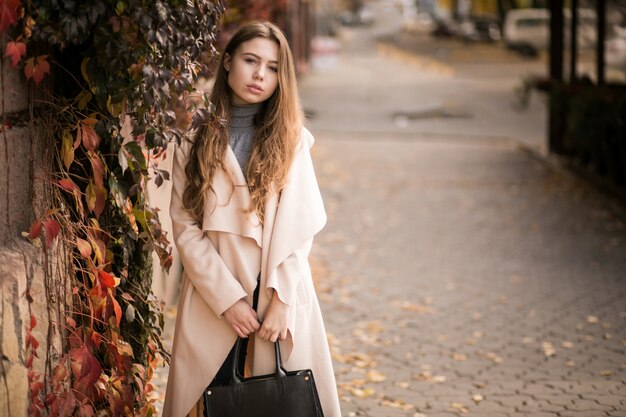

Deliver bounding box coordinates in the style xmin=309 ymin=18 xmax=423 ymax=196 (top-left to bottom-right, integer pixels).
xmin=376 ymin=41 xmax=455 ymax=76
xmin=516 ymin=141 xmax=626 ymax=210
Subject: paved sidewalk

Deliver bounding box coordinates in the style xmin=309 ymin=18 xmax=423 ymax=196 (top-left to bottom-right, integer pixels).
xmin=300 ymin=8 xmax=626 ymax=417
xmin=308 ymin=133 xmax=626 ymax=417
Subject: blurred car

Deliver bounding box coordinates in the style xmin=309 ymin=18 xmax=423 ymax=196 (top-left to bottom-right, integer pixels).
xmin=503 ymin=8 xmax=598 ymax=55
xmin=337 ymin=5 xmax=375 ymax=26
xmin=606 ymin=26 xmax=626 ymax=73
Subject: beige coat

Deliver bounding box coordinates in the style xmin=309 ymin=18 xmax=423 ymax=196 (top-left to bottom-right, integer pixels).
xmin=162 ymin=128 xmax=342 ymax=417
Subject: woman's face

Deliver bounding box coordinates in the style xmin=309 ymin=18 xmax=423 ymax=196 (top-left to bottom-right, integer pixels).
xmin=224 ymin=37 xmax=280 ymax=106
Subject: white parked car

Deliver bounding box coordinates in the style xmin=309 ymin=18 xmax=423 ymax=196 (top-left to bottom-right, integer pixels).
xmin=606 ymin=26 xmax=626 ymax=72
xmin=503 ymin=8 xmax=598 ymax=54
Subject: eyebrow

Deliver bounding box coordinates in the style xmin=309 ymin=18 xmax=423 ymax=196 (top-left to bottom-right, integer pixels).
xmin=240 ymin=52 xmax=278 ymax=64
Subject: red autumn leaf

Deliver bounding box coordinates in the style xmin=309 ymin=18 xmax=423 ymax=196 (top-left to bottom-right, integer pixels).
xmin=58 ymin=389 xmax=77 ymax=417
xmin=91 ymin=331 xmax=102 ymax=348
xmin=43 ymin=218 xmax=61 ymax=248
xmin=97 ymin=269 xmax=115 ymax=290
xmin=89 ymin=153 xmax=105 ymax=188
xmin=110 ymin=292 xmax=122 ymax=327
xmin=66 ymin=316 xmax=76 ymax=329
xmin=26 ymin=332 xmax=39 ymax=350
xmin=77 ymin=402 xmax=94 ymax=417
xmin=24 ymin=55 xmax=51 ymax=85
xmin=58 ymin=178 xmax=77 ymax=192
xmin=0 ymin=0 xmax=20 ymax=32
xmin=120 ymin=292 xmax=135 ymax=302
xmin=81 ymin=124 xmax=99 ymax=152
xmin=29 ymin=220 xmax=43 ymax=240
xmin=94 ymin=185 xmax=106 ymax=219
xmin=26 ymin=352 xmax=34 ymax=368
xmin=69 ymin=346 xmax=102 ymax=389
xmin=53 ymin=363 xmax=67 ymax=383
xmin=30 ymin=314 xmax=36 ymax=329
xmin=76 ymin=237 xmax=92 ymax=258
xmin=4 ymin=40 xmax=26 ymax=67
xmin=29 ymin=380 xmax=44 ymax=396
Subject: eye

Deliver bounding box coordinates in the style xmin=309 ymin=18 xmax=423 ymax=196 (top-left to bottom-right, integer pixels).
xmin=244 ymin=58 xmax=256 ymax=64
xmin=269 ymin=66 xmax=279 ymax=73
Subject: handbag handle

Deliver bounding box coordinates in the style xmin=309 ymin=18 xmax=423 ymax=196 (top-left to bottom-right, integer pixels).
xmin=231 ymin=274 xmax=287 ymax=384
xmin=231 ymin=337 xmax=287 ymax=384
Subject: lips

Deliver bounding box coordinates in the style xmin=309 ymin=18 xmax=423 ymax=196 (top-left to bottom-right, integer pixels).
xmin=246 ymin=84 xmax=264 ymax=93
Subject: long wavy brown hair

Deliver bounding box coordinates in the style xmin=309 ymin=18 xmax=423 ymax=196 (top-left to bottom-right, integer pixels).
xmin=182 ymin=21 xmax=303 ymax=225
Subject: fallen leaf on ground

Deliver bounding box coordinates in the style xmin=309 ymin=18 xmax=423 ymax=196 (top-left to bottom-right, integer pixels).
xmin=541 ymin=342 xmax=556 ymax=357
xmin=380 ymin=397 xmax=414 ymax=411
xmin=397 ymin=301 xmax=432 ymax=314
xmin=566 ymin=360 xmax=576 ymax=367
xmin=486 ymin=352 xmax=503 ymax=364
xmin=472 ymin=394 xmax=484 ymax=403
xmin=366 ymin=370 xmax=386 ymax=383
xmin=561 ymin=341 xmax=574 ymax=349
xmin=452 ymin=353 xmax=467 ymax=361
xmin=587 ymin=315 xmax=599 ymax=324
xmin=450 ymin=402 xmax=469 ymax=413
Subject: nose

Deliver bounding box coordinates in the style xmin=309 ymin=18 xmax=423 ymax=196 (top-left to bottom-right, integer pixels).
xmin=254 ymin=67 xmax=265 ymax=81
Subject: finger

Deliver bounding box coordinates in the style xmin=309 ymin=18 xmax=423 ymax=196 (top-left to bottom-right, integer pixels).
xmin=269 ymin=331 xmax=278 ymax=343
xmin=279 ymin=329 xmax=287 ymax=341
xmin=240 ymin=322 xmax=254 ymax=335
xmin=257 ymin=327 xmax=266 ymax=339
xmin=233 ymin=326 xmax=247 ymax=338
xmin=248 ymin=318 xmax=260 ymax=331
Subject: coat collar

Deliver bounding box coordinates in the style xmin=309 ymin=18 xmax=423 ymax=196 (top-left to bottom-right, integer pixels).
xmin=201 ymin=145 xmax=263 ymax=247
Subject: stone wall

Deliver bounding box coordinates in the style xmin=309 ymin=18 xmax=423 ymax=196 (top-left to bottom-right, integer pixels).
xmin=0 ymin=52 xmax=51 ymax=417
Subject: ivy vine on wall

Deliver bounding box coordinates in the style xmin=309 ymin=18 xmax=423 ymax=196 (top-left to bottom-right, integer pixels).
xmin=1 ymin=0 xmax=224 ymax=415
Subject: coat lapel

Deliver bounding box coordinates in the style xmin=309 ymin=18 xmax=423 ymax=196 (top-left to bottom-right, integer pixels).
xmin=201 ymin=145 xmax=263 ymax=247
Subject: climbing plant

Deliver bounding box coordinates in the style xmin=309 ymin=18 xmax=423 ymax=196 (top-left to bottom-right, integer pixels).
xmin=1 ymin=0 xmax=223 ymax=415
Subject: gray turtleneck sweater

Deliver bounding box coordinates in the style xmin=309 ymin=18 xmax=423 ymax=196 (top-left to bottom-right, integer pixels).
xmin=229 ymin=103 xmax=260 ymax=178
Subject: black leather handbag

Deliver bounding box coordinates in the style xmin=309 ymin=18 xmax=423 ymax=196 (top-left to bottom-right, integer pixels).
xmin=203 ymin=280 xmax=325 ymax=417
xmin=203 ymin=337 xmax=324 ymax=417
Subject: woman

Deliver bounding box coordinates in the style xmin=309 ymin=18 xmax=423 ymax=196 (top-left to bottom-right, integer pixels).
xmin=163 ymin=22 xmax=342 ymax=417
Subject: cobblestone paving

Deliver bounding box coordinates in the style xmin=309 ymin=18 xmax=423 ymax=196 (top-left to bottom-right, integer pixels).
xmin=310 ymin=134 xmax=626 ymax=417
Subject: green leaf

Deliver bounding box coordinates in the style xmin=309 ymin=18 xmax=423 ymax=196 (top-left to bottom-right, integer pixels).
xmin=75 ymin=90 xmax=93 ymax=110
xmin=61 ymin=129 xmax=75 ymax=170
xmin=124 ymin=141 xmax=146 ymax=170
xmin=80 ymin=57 xmax=90 ymax=84
xmin=108 ymin=175 xmax=127 ymax=208
xmin=115 ymin=1 xmax=126 ymax=15
xmin=86 ymin=180 xmax=96 ymax=213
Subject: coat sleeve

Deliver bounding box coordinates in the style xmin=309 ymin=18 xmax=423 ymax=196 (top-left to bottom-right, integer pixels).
xmin=267 ymin=251 xmax=302 ymax=307
xmin=169 ymin=142 xmax=248 ymax=317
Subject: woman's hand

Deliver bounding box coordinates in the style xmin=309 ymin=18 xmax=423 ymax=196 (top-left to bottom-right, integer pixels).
xmin=223 ymin=299 xmax=260 ymax=338
xmin=258 ymin=291 xmax=289 ymax=343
